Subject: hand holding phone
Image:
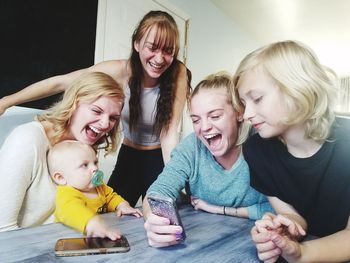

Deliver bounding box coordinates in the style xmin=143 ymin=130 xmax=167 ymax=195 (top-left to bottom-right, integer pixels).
xmin=147 ymin=194 xmax=186 ymax=241
xmin=54 ymin=235 xmax=130 ymax=256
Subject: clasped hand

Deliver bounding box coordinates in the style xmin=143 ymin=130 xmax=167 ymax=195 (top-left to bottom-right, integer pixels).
xmin=251 ymin=213 xmax=306 ymax=263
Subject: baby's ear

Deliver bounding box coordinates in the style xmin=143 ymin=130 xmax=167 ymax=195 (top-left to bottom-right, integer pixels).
xmin=52 ymin=171 xmax=67 ymax=185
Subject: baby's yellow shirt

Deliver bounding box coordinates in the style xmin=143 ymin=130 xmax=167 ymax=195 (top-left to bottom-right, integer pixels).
xmin=55 ymin=184 xmax=125 ymax=232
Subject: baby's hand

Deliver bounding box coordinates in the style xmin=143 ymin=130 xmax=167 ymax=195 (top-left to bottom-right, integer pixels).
xmin=116 ymin=201 xmax=143 ymax=217
xmin=85 ymin=215 xmax=121 ymax=240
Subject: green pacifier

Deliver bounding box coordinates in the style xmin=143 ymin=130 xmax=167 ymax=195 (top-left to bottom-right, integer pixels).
xmin=91 ymin=170 xmax=104 ymax=186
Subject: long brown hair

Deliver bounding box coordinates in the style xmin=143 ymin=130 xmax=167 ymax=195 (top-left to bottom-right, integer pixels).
xmin=128 ymin=10 xmax=183 ymax=134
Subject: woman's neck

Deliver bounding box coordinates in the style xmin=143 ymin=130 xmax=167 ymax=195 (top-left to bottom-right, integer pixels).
xmin=41 ymin=120 xmax=73 ymax=146
xmin=280 ymin=124 xmax=322 ymax=158
xmin=216 ymin=146 xmax=241 ymax=170
xmin=142 ymin=74 xmax=159 ymax=88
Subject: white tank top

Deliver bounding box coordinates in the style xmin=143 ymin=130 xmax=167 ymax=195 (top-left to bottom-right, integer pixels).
xmin=121 ymin=84 xmax=161 ymax=146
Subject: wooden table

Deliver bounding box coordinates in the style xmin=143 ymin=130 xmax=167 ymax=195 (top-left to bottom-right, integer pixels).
xmin=0 ymin=205 xmax=261 ymax=263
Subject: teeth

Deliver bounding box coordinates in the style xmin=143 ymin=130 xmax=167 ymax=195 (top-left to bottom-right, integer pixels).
xmin=204 ymin=134 xmax=218 ymax=139
xmin=89 ymin=126 xmax=101 ymax=134
xmin=149 ymin=62 xmax=162 ymax=69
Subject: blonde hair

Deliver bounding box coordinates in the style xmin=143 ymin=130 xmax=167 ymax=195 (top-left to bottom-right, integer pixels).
xmin=233 ymin=40 xmax=337 ymax=142
xmin=38 ymin=72 xmax=125 ymax=154
xmin=47 ymin=140 xmax=95 ymax=177
xmin=190 ymin=72 xmax=251 ymax=145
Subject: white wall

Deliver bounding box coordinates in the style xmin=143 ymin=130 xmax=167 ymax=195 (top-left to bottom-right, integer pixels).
xmin=167 ymin=0 xmax=260 ymax=136
xmin=169 ymin=0 xmax=259 ymax=86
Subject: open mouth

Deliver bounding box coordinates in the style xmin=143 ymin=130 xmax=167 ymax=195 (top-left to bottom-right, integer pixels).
xmin=85 ymin=125 xmax=102 ymax=140
xmin=204 ymin=133 xmax=222 ymax=148
xmin=149 ymin=61 xmax=164 ymax=71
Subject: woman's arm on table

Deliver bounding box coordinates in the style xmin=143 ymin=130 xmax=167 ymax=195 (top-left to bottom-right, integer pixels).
xmin=190 ymin=197 xmax=249 ymax=218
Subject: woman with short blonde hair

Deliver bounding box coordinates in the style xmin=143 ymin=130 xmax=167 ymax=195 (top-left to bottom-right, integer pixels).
xmin=234 ymin=40 xmax=350 ymax=263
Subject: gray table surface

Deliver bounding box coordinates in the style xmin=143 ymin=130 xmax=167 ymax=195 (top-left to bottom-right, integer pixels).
xmin=0 ymin=205 xmax=261 ymax=263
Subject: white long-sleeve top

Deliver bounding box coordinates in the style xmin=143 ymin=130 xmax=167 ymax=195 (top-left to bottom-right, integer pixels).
xmin=0 ymin=121 xmax=56 ymax=232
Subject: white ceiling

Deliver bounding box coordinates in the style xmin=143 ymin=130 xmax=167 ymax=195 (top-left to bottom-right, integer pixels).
xmin=211 ymin=0 xmax=350 ymax=77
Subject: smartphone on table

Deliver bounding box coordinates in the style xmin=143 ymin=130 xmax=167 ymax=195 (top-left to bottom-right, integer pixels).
xmin=54 ymin=235 xmax=130 ymax=256
xmin=147 ymin=194 xmax=186 ymax=241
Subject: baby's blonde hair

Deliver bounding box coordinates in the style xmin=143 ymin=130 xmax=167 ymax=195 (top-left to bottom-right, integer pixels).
xmin=47 ymin=140 xmax=95 ymax=177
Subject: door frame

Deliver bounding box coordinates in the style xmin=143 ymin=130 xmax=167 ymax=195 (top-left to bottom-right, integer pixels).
xmin=95 ymin=0 xmax=190 ymax=64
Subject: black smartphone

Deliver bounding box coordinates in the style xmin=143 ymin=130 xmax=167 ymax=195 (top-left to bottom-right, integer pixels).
xmin=54 ymin=235 xmax=130 ymax=257
xmin=147 ymin=194 xmax=186 ymax=241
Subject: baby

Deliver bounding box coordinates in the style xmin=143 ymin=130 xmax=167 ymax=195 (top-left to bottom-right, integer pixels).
xmin=48 ymin=140 xmax=142 ymax=240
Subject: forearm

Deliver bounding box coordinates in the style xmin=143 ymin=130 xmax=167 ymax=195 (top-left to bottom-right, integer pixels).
xmin=0 ymin=197 xmax=21 ymax=232
xmin=160 ymin=127 xmax=180 ymax=164
xmin=160 ymin=64 xmax=188 ymax=164
xmin=57 ymin=207 xmax=95 ymax=233
xmin=147 ymin=142 xmax=190 ymax=201
xmin=142 ymin=196 xmax=152 ymax=220
xmin=85 ymin=215 xmax=116 ymax=238
xmin=298 ymin=229 xmax=350 ymax=263
xmin=0 ymin=170 xmax=25 ymax=231
xmin=0 ymin=134 xmax=33 ymax=231
xmin=0 ymin=68 xmax=86 ymax=110
xmin=56 ymin=192 xmax=95 ymax=233
xmin=221 ymin=206 xmax=248 ymax=218
xmin=0 ymin=186 xmax=24 ymax=231
xmin=1 ymin=77 xmax=63 ymax=108
xmin=197 ymin=202 xmax=248 ymax=218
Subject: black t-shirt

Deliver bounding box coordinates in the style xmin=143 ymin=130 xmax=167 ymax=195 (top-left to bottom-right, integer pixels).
xmin=243 ymin=117 xmax=350 ymax=237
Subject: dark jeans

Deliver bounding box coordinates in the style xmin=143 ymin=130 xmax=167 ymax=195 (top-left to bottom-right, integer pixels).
xmin=107 ymin=144 xmax=164 ymax=207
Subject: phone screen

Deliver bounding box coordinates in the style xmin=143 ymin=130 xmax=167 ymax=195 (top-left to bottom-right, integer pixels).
xmin=55 ymin=235 xmax=130 ymax=256
xmin=147 ymin=195 xmax=186 ymax=241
